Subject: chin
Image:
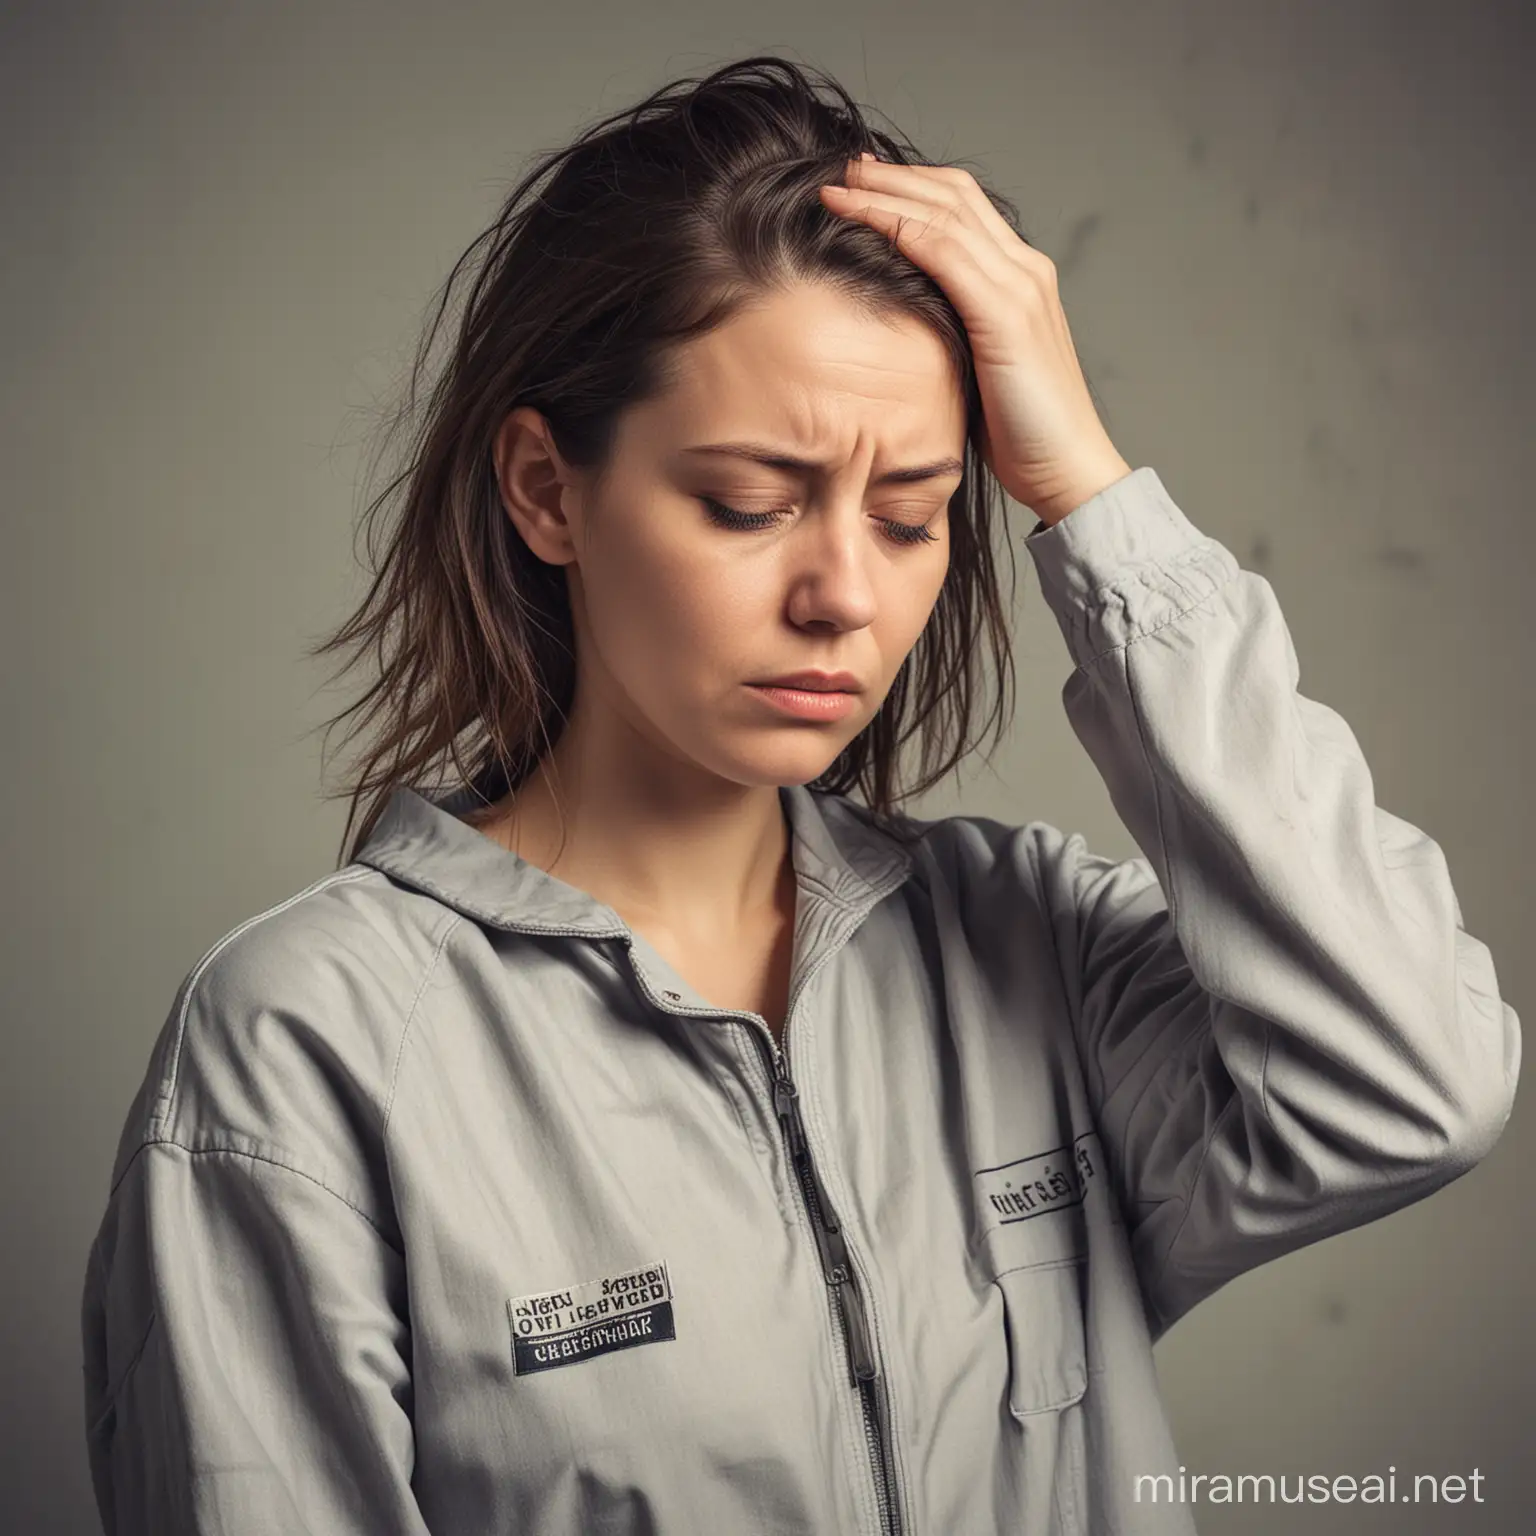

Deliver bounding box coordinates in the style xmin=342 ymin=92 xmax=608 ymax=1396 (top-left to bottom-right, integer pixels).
xmin=705 ymin=738 xmax=851 ymax=792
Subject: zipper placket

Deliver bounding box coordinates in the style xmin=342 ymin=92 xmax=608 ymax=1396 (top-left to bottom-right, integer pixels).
xmin=757 ymin=1029 xmax=903 ymax=1536
xmin=604 ymin=921 xmax=905 ymax=1535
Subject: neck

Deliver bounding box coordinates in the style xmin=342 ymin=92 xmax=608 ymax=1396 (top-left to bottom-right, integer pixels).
xmin=476 ymin=707 xmax=795 ymax=939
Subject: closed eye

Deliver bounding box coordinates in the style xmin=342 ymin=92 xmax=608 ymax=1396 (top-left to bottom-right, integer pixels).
xmin=698 ymin=497 xmax=939 ymax=547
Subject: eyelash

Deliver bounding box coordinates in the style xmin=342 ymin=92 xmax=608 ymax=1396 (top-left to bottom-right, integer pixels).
xmin=699 ymin=497 xmax=940 ymax=546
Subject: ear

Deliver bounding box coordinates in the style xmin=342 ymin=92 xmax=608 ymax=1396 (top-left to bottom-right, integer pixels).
xmin=493 ymin=406 xmax=583 ymax=566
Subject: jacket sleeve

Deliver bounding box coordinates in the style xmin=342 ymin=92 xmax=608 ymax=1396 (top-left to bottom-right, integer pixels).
xmin=1022 ymin=467 xmax=1520 ymax=1341
xmin=81 ymin=1136 xmax=430 ymax=1533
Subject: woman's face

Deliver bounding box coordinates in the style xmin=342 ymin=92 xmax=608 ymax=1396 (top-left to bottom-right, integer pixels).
xmin=498 ymin=279 xmax=967 ymax=793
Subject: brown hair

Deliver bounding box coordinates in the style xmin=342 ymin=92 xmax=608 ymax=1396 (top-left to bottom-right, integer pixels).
xmin=307 ymin=53 xmax=1043 ymax=866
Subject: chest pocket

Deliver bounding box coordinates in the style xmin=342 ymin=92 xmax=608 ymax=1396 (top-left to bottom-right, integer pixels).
xmin=996 ymin=1258 xmax=1088 ymax=1415
xmin=974 ymin=1135 xmax=1097 ymax=1417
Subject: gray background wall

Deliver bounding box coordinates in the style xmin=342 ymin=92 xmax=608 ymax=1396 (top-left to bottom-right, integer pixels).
xmin=4 ymin=1 xmax=1530 ymax=1531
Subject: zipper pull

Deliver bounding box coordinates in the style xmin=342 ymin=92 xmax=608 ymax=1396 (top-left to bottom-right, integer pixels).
xmin=808 ymin=1166 xmax=879 ymax=1385
xmin=772 ymin=1075 xmax=808 ymax=1161
xmin=829 ymin=1262 xmax=878 ymax=1382
xmin=769 ymin=1057 xmax=878 ymax=1387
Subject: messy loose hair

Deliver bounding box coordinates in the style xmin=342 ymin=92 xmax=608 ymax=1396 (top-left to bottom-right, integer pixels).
xmin=307 ymin=53 xmax=1039 ymax=866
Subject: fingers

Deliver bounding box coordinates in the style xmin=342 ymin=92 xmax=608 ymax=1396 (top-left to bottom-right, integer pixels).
xmin=818 ymin=179 xmax=1018 ymax=292
xmin=841 ymin=156 xmax=1048 ymax=277
xmin=817 ymin=179 xmax=1015 ymax=324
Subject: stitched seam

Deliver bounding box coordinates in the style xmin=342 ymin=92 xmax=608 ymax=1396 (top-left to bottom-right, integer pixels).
xmin=1116 ymin=632 xmax=1181 ymax=1211
xmin=360 ymin=859 xmax=628 ymax=937
xmin=86 ymin=1306 xmax=160 ymax=1439
xmin=745 ymin=1025 xmax=880 ymax=1536
xmin=796 ymin=869 xmax=858 ymax=909
xmin=1121 ymin=635 xmax=1178 ymax=929
xmin=795 ymin=1003 xmax=915 ymax=1536
xmin=1078 ymin=533 xmax=1215 ymax=617
xmin=719 ymin=1021 xmax=773 ymax=1157
xmin=1073 ymin=548 xmax=1236 ymax=669
xmin=383 ymin=911 xmax=462 ymax=1138
xmin=111 ymin=1137 xmax=400 ymax=1249
xmin=153 ymin=867 xmax=378 ymax=1137
xmin=1053 ymin=838 xmax=1099 ymax=1117
xmin=1149 ymin=1038 xmax=1236 ymax=1297
xmin=994 ymin=1254 xmax=1087 ymax=1280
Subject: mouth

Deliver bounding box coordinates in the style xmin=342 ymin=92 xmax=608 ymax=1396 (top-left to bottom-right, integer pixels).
xmin=744 ymin=680 xmax=862 ymax=720
xmin=749 ymin=671 xmax=862 ymax=693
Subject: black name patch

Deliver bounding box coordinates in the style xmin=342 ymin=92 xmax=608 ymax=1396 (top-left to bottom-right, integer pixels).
xmin=507 ymin=1261 xmax=676 ymax=1376
xmin=975 ymin=1131 xmax=1104 ymax=1230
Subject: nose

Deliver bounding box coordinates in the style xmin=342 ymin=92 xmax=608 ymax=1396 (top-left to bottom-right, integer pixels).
xmin=782 ymin=504 xmax=880 ymax=634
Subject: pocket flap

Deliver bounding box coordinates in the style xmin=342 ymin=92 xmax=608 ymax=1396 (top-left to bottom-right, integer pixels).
xmin=996 ymin=1261 xmax=1088 ymax=1416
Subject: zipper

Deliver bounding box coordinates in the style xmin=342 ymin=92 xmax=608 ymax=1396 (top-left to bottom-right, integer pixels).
xmin=761 ymin=1032 xmax=903 ymax=1536
xmin=605 ymin=914 xmax=907 ymax=1533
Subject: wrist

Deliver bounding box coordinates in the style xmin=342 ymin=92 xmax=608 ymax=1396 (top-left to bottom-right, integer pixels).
xmin=1029 ymin=455 xmax=1134 ymax=528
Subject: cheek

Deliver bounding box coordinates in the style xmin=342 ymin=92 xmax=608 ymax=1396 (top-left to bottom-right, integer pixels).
xmin=580 ymin=522 xmax=761 ymax=681
xmin=905 ymin=561 xmax=950 ymax=644
xmin=868 ymin=552 xmax=948 ymax=657
xmin=650 ymin=564 xmax=785 ymax=688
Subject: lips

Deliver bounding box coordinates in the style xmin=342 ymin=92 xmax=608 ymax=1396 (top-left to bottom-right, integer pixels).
xmin=751 ymin=671 xmax=861 ymax=692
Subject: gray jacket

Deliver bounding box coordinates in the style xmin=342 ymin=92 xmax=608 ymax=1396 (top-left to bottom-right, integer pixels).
xmin=81 ymin=467 xmax=1520 ymax=1535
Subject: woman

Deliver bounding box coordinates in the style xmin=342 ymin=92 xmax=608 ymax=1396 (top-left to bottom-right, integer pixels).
xmin=80 ymin=54 xmax=1518 ymax=1536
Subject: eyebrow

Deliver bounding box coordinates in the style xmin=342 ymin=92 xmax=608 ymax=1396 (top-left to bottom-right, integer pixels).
xmin=681 ymin=442 xmax=965 ymax=485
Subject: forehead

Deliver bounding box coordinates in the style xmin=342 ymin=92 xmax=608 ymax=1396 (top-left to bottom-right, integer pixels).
xmin=627 ymin=281 xmax=967 ymax=455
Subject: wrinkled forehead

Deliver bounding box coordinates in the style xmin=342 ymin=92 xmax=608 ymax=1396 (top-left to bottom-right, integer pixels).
xmin=623 ymin=283 xmax=967 ymax=464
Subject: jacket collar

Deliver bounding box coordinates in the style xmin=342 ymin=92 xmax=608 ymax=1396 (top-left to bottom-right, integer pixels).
xmin=351 ymin=772 xmax=915 ymax=939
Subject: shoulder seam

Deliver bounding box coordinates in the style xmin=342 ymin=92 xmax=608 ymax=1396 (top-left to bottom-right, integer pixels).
xmin=151 ymin=867 xmax=381 ymax=1138
xmin=110 ymin=1136 xmax=403 ymax=1250
xmin=383 ymin=911 xmax=463 ymax=1138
